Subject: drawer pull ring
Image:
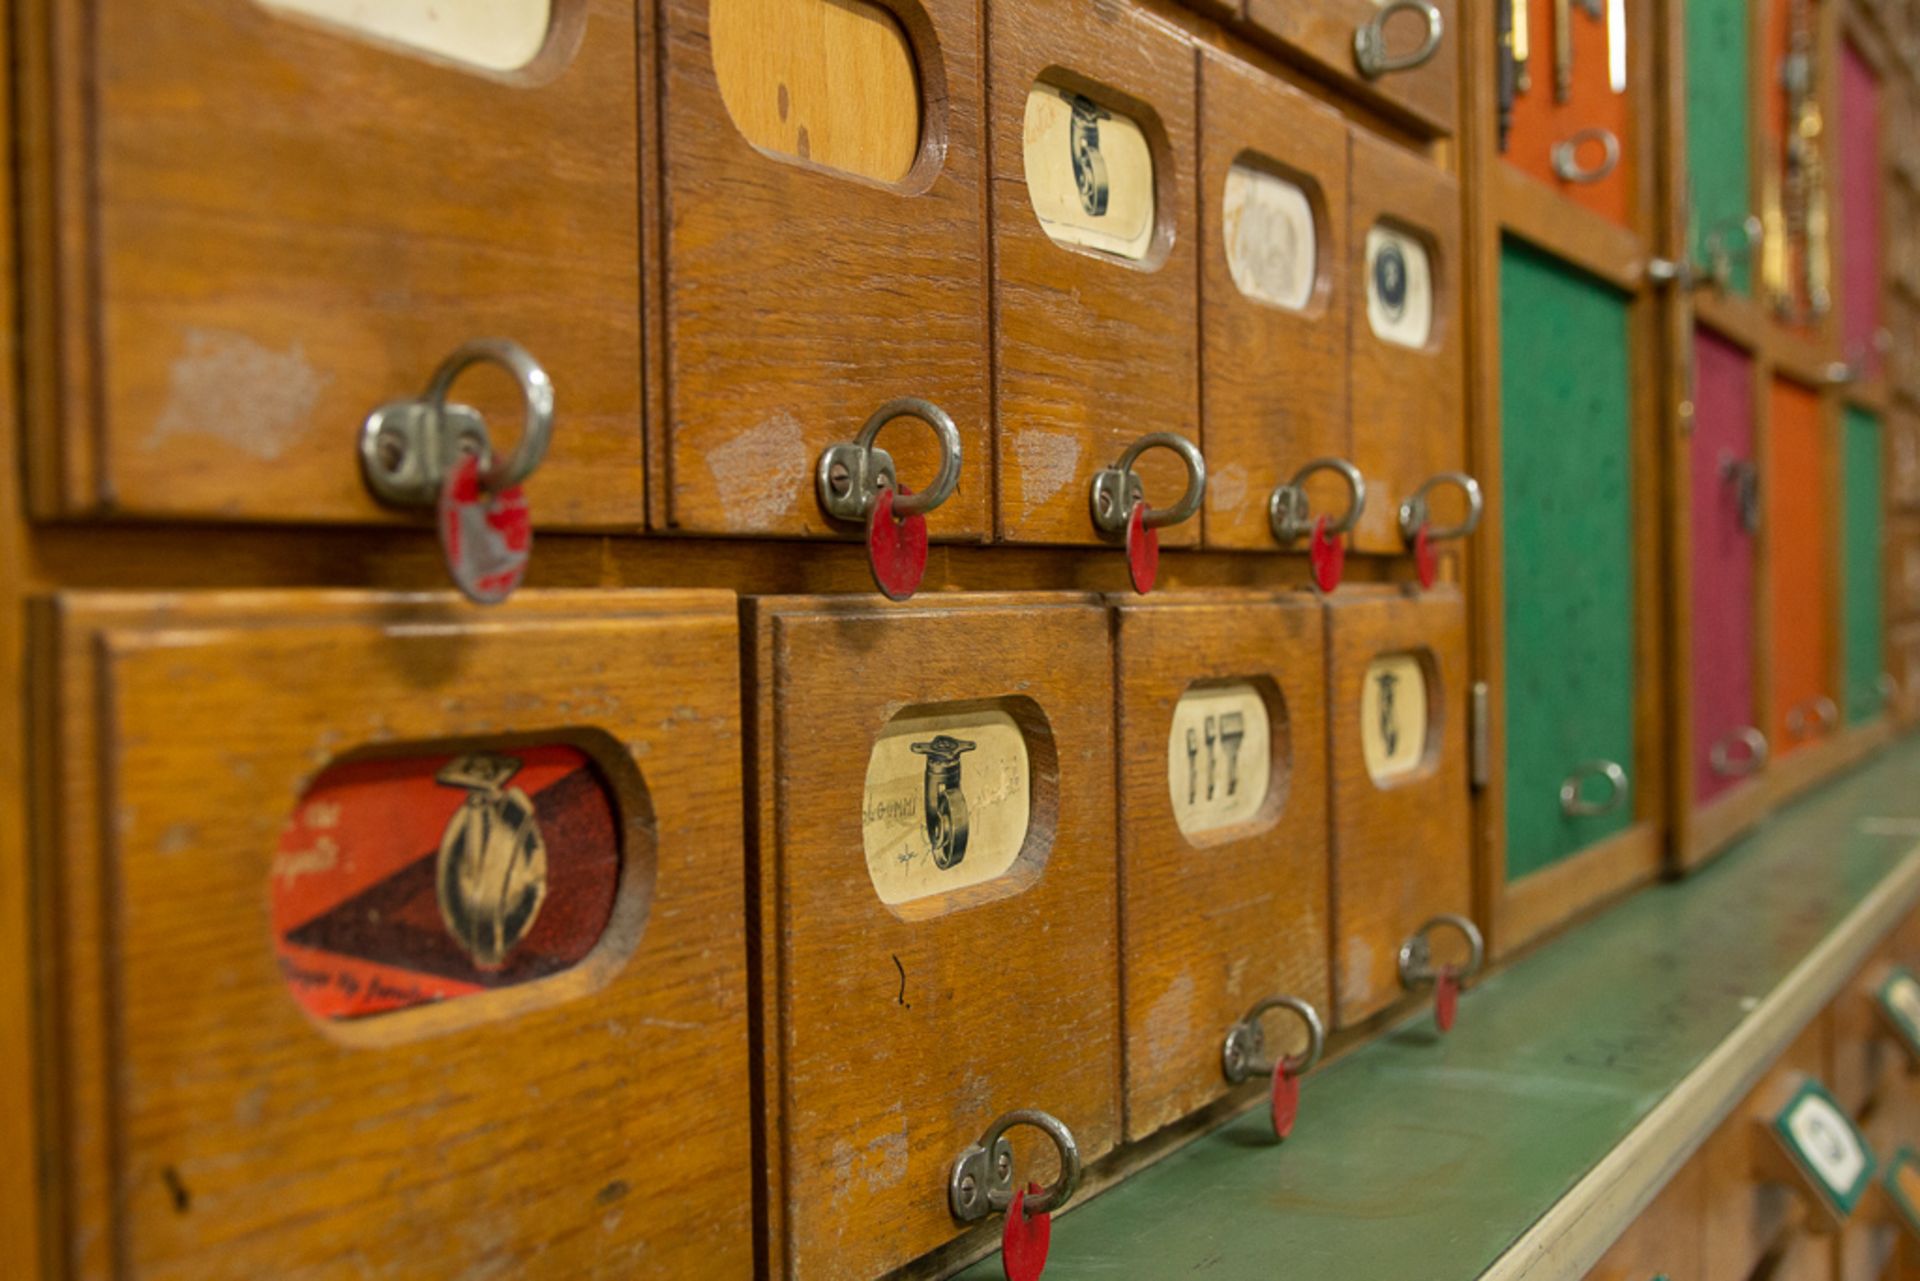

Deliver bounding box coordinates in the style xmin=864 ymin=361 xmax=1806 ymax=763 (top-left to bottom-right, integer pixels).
xmin=359 ymin=338 xmax=556 ymax=507
xmin=1091 ymin=431 xmax=1206 ymax=595
xmin=1354 ymin=0 xmax=1444 ymax=79
xmin=1398 ymin=914 xmax=1483 ymax=1032
xmin=1550 ymin=126 xmax=1621 ymax=185
xmin=1785 ymin=696 xmax=1840 ymax=740
xmin=1269 ymin=457 xmax=1368 ymax=544
xmin=817 ymin=397 xmax=963 ymax=523
xmin=949 ymin=1109 xmax=1082 ymax=1222
xmin=1559 ymin=758 xmax=1630 ymax=818
xmin=1222 ymin=995 xmax=1325 ymax=1084
xmin=1397 ymin=471 xmax=1481 ymax=589
xmin=1709 ymin=726 xmax=1770 ymax=778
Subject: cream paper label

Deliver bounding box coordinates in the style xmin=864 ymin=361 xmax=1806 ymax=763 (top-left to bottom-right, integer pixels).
xmin=1360 ymin=654 xmax=1429 ymax=783
xmin=862 ymin=708 xmax=1031 ymax=906
xmin=258 ymin=0 xmax=552 ymax=72
xmin=1024 ymin=82 xmax=1156 ymax=260
xmin=1365 ymin=224 xmax=1435 ymax=349
xmin=1166 ymin=684 xmax=1272 ymax=838
xmin=1223 ymin=162 xmax=1316 ymax=312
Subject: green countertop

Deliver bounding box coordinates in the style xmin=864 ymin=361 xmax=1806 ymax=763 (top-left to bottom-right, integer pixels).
xmin=959 ymin=736 xmax=1920 ymax=1281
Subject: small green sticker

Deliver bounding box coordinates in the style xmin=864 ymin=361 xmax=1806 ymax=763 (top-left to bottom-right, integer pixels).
xmin=1885 ymin=1147 xmax=1920 ymax=1233
xmin=1878 ymin=968 xmax=1920 ymax=1054
xmin=1771 ymin=1078 xmax=1876 ymax=1216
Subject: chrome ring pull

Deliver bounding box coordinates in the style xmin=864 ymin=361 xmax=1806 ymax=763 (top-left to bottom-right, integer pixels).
xmin=1396 ymin=471 xmax=1484 ymax=545
xmin=1559 ymin=759 xmax=1630 ymax=818
xmin=949 ymin=1109 xmax=1081 ymax=1223
xmin=1550 ymin=127 xmax=1621 ymax=185
xmin=1354 ymin=0 xmax=1444 ymax=78
xmin=1396 ymin=914 xmax=1486 ymax=991
xmin=1222 ymin=996 xmax=1326 ymax=1084
xmin=360 ymin=338 xmax=556 ymax=506
xmin=1882 ymin=672 xmax=1903 ymax=704
xmin=1269 ymin=457 xmax=1368 ymax=545
xmin=1090 ymin=431 xmax=1207 ymax=535
xmin=817 ymin=397 xmax=964 ymax=522
xmin=1786 ymin=695 xmax=1841 ymax=740
xmin=1709 ymin=726 xmax=1770 ymax=778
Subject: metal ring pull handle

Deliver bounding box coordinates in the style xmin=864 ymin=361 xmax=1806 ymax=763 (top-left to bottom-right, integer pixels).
xmin=360 ymin=338 xmax=556 ymax=506
xmin=1222 ymin=995 xmax=1326 ymax=1084
xmin=949 ymin=1109 xmax=1081 ymax=1222
xmin=1709 ymin=726 xmax=1770 ymax=778
xmin=1699 ymin=215 xmax=1761 ymax=290
xmin=1397 ymin=471 xmax=1484 ymax=544
xmin=1881 ymin=672 xmax=1903 ymax=704
xmin=1559 ymin=758 xmax=1630 ymax=818
xmin=1354 ymin=0 xmax=1444 ymax=78
xmin=1396 ymin=914 xmax=1486 ymax=991
xmin=817 ymin=397 xmax=963 ymax=522
xmin=1550 ymin=127 xmax=1621 ymax=185
xmin=1785 ymin=695 xmax=1840 ymax=740
xmin=1090 ymin=431 xmax=1207 ymax=534
xmin=1270 ymin=457 xmax=1368 ymax=544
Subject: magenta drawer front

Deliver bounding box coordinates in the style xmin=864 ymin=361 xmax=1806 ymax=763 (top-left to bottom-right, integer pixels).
xmin=1840 ymin=39 xmax=1883 ymax=379
xmin=1691 ymin=328 xmax=1760 ymax=804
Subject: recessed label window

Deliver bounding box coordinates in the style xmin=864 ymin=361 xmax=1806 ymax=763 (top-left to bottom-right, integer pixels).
xmin=1366 ymin=224 xmax=1435 ymax=349
xmin=1024 ymin=81 xmax=1156 ymax=261
xmin=1223 ymin=161 xmax=1316 ymax=312
xmin=1361 ymin=654 xmax=1429 ymax=783
xmin=1774 ymin=1082 xmax=1873 ymax=1212
xmin=862 ymin=708 xmax=1032 ymax=906
xmin=257 ymin=0 xmax=554 ymax=72
xmin=1166 ymin=684 xmax=1272 ymax=837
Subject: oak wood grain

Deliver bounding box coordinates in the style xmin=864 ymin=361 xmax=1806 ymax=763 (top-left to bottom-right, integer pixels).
xmin=1241 ymin=0 xmax=1459 ymax=136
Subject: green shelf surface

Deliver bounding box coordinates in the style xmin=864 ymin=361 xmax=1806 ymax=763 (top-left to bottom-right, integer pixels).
xmin=958 ymin=736 xmax=1920 ymax=1280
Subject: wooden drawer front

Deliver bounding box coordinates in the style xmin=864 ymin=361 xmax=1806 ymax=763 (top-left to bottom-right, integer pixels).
xmin=751 ymin=595 xmax=1119 ymax=1279
xmin=1891 ymin=411 xmax=1920 ymax=512
xmin=1892 ymin=518 xmax=1920 ymax=622
xmin=1504 ymin=0 xmax=1636 ymax=228
xmin=1584 ymin=1158 xmax=1706 ymax=1281
xmin=1348 ymin=133 xmax=1465 ymax=555
xmin=1702 ymin=1019 xmax=1830 ymax=1281
xmin=1689 ymin=329 xmax=1760 ymax=806
xmin=1242 ymin=0 xmax=1458 ymax=137
xmin=1771 ymin=377 xmax=1841 ymax=756
xmin=1500 ymin=242 xmax=1636 ymax=879
xmin=1688 ymin=0 xmax=1754 ymax=294
xmin=661 ymin=0 xmax=991 ymax=539
xmin=35 ymin=590 xmax=751 ymax=1279
xmin=1845 ymin=407 xmax=1888 ymax=724
xmin=991 ymin=0 xmax=1199 ymax=546
xmin=1113 ymin=593 xmax=1329 ymax=1139
xmin=1198 ymin=53 xmax=1350 ymax=550
xmin=1892 ymin=620 xmax=1920 ymax=726
xmin=31 ymin=0 xmax=645 ymax=524
xmin=1839 ymin=39 xmax=1884 ymax=380
xmin=1325 ymin=585 xmax=1470 ymax=1027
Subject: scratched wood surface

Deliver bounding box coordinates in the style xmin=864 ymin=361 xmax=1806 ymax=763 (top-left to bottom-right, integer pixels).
xmin=33 ymin=589 xmax=752 ymax=1279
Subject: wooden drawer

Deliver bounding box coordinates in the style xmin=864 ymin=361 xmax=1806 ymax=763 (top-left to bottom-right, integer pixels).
xmin=990 ymin=0 xmax=1200 ymax=547
xmin=1503 ymin=0 xmax=1637 ymax=228
xmin=32 ymin=590 xmax=751 ymax=1278
xmin=1890 ymin=411 xmax=1920 ymax=513
xmin=1770 ymin=376 xmax=1842 ymax=756
xmin=1891 ymin=620 xmax=1920 ymax=726
xmin=749 ymin=594 xmax=1119 ymax=1279
xmin=1197 ymin=52 xmax=1352 ymax=552
xmin=1325 ymin=584 xmax=1472 ymax=1027
xmin=1113 ymin=592 xmax=1329 ymax=1139
xmin=660 ymin=0 xmax=991 ymax=540
xmin=22 ymin=0 xmax=646 ymax=525
xmin=1242 ymin=0 xmax=1459 ymax=137
xmin=1702 ymin=1018 xmax=1830 ymax=1280
xmin=1348 ymin=132 xmax=1466 ymax=557
xmin=1890 ymin=517 xmax=1920 ymax=622
xmin=1584 ymin=1158 xmax=1706 ymax=1281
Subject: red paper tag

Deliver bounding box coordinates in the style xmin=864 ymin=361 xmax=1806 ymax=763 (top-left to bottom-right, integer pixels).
xmin=1310 ymin=515 xmax=1345 ymax=593
xmin=1126 ymin=502 xmax=1159 ymax=595
xmin=1270 ymin=1062 xmax=1300 ymax=1140
xmin=438 ymin=454 xmax=530 ymax=605
xmin=1002 ymin=1182 xmax=1051 ymax=1281
xmin=1435 ymin=964 xmax=1459 ymax=1034
xmin=1414 ymin=521 xmax=1437 ymax=590
xmin=867 ymin=486 xmax=929 ymax=601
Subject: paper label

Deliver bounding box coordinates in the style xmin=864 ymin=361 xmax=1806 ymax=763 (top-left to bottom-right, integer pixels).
xmin=862 ymin=708 xmax=1031 ymax=906
xmin=1360 ymin=654 xmax=1429 ymax=783
xmin=1365 ymin=224 xmax=1434 ymax=349
xmin=1024 ymin=82 xmax=1156 ymax=260
xmin=257 ymin=0 xmax=552 ymax=72
xmin=1773 ymin=1080 xmax=1874 ymax=1214
xmin=1223 ymin=161 xmax=1316 ymax=312
xmin=1167 ymin=684 xmax=1273 ymax=838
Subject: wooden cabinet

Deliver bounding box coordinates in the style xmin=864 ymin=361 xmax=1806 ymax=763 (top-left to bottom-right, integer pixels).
xmin=1242 ymin=0 xmax=1459 ymax=137
xmin=31 ymin=590 xmax=751 ymax=1278
xmin=1112 ymin=591 xmax=1328 ymax=1138
xmin=748 ymin=594 xmax=1119 ymax=1279
xmin=1701 ymin=1019 xmax=1830 ymax=1281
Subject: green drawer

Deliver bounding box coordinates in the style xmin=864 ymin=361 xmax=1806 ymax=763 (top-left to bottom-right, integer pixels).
xmin=1844 ymin=406 xmax=1886 ymax=723
xmin=1686 ymin=0 xmax=1753 ymax=293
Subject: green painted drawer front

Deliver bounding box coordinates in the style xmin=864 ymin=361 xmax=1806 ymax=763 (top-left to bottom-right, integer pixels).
xmin=1686 ymin=0 xmax=1752 ymax=293
xmin=1845 ymin=406 xmax=1886 ymax=723
xmin=1501 ymin=240 xmax=1636 ymax=881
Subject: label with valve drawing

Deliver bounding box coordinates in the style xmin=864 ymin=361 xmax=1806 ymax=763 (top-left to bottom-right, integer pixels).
xmin=861 ymin=708 xmax=1031 ymax=906
xmin=1166 ymin=684 xmax=1273 ymax=839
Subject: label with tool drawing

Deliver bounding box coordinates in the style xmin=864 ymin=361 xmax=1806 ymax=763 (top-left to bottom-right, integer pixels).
xmin=1024 ymin=82 xmax=1156 ymax=260
xmin=1223 ymin=161 xmax=1316 ymax=312
xmin=862 ymin=708 xmax=1032 ymax=906
xmin=1365 ymin=224 xmax=1434 ymax=349
xmin=1360 ymin=654 xmax=1430 ymax=783
xmin=1166 ymin=684 xmax=1273 ymax=838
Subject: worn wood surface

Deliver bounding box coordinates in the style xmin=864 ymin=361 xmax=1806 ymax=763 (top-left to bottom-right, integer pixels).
xmin=1240 ymin=0 xmax=1458 ymax=136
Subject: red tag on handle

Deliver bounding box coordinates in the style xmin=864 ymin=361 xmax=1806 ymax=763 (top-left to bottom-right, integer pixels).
xmin=1002 ymin=1182 xmax=1051 ymax=1281
xmin=1310 ymin=515 xmax=1345 ymax=593
xmin=1414 ymin=521 xmax=1437 ymax=590
xmin=437 ymin=453 xmax=531 ymax=605
xmin=1126 ymin=502 xmax=1159 ymax=595
xmin=1435 ymin=964 xmax=1459 ymax=1034
xmin=1270 ymin=1062 xmax=1300 ymax=1140
xmin=867 ymin=486 xmax=929 ymax=601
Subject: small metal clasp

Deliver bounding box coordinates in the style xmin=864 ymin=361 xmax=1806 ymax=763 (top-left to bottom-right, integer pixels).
xmin=1697 ymin=215 xmax=1762 ymax=292
xmin=949 ymin=1109 xmax=1081 ymax=1223
xmin=1785 ymin=695 xmax=1840 ymax=740
xmin=1559 ymin=759 xmax=1630 ymax=818
xmin=1397 ymin=914 xmax=1485 ymax=992
xmin=1354 ymin=0 xmax=1444 ymax=78
xmin=1221 ymin=996 xmax=1326 ymax=1085
xmin=1709 ymin=726 xmax=1770 ymax=778
xmin=1550 ymin=127 xmax=1621 ymax=185
xmin=817 ymin=397 xmax=963 ymax=523
xmin=1090 ymin=432 xmax=1207 ymax=535
xmin=1396 ymin=471 xmax=1484 ymax=546
xmin=360 ymin=339 xmax=555 ymax=506
xmin=1646 ymin=257 xmax=1696 ymax=289
xmin=1720 ymin=455 xmax=1761 ymax=535
xmin=1270 ymin=457 xmax=1367 ymax=545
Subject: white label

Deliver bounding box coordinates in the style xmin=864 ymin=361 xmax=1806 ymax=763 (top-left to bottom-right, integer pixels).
xmin=1361 ymin=654 xmax=1429 ymax=783
xmin=1023 ymin=82 xmax=1156 ymax=261
xmin=257 ymin=0 xmax=552 ymax=72
xmin=861 ymin=708 xmax=1031 ymax=906
xmin=1887 ymin=973 xmax=1920 ymax=1042
xmin=1223 ymin=162 xmax=1316 ymax=312
xmin=1365 ymin=224 xmax=1435 ymax=349
xmin=1784 ymin=1091 xmax=1868 ymax=1196
xmin=1166 ymin=685 xmax=1273 ymax=838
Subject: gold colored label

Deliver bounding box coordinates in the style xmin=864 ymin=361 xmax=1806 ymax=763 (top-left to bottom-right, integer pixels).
xmin=1166 ymin=684 xmax=1273 ymax=838
xmin=1223 ymin=161 xmax=1316 ymax=312
xmin=257 ymin=0 xmax=553 ymax=72
xmin=862 ymin=709 xmax=1031 ymax=906
xmin=1360 ymin=654 xmax=1429 ymax=783
xmin=1365 ymin=224 xmax=1435 ymax=350
xmin=1023 ymin=82 xmax=1156 ymax=261
xmin=434 ymin=753 xmax=549 ymax=970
